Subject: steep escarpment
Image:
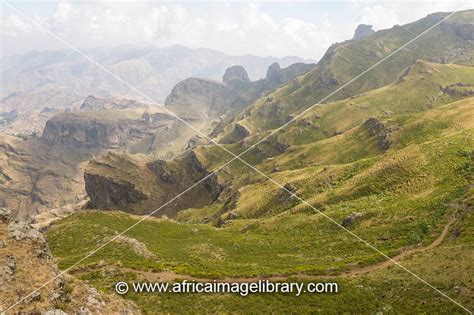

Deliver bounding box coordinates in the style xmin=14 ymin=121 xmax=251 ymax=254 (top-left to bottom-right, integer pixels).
xmin=84 ymin=173 xmax=148 ymax=210
xmin=84 ymin=151 xmax=222 ymax=217
xmin=0 ymin=134 xmax=91 ymax=221
xmin=82 ymin=63 xmax=315 ymax=217
xmin=41 ymin=103 xmax=199 ymax=158
xmin=42 ymin=113 xmax=132 ymax=148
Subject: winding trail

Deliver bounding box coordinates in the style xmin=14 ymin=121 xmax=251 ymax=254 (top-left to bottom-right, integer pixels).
xmin=70 ymin=215 xmax=457 ymax=283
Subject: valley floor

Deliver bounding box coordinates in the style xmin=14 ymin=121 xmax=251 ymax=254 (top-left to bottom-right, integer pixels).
xmin=44 ymin=192 xmax=473 ymax=314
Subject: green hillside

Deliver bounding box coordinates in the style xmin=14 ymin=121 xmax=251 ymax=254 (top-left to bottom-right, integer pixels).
xmin=47 ymin=70 xmax=474 ymax=313
xmin=217 ymin=10 xmax=474 ymax=140
xmin=44 ymin=10 xmax=474 ymax=314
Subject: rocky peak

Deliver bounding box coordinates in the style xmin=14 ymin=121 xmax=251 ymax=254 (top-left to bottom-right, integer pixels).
xmin=265 ymin=63 xmax=283 ymax=84
xmin=223 ymin=65 xmax=250 ymax=84
xmin=164 ymin=77 xmax=243 ymax=119
xmin=353 ymin=24 xmax=375 ymax=40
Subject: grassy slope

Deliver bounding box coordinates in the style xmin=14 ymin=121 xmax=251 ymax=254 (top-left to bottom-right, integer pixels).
xmin=45 ymin=22 xmax=474 ymax=312
xmin=46 ymin=93 xmax=473 ymax=312
xmin=46 ymin=175 xmax=473 ymax=313
xmin=48 ymin=201 xmax=474 ymax=313
xmin=217 ymin=10 xmax=474 ymax=139
xmin=189 ymin=62 xmax=474 ymax=204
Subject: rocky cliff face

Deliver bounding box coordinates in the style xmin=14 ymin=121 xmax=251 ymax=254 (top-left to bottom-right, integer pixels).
xmin=84 ymin=151 xmax=222 ymax=217
xmin=42 ymin=114 xmax=131 ymax=148
xmin=38 ymin=61 xmax=314 ymax=219
xmin=41 ymin=100 xmax=191 ymax=157
xmin=84 ymin=173 xmax=148 ymax=210
xmin=265 ymin=63 xmax=285 ymax=85
xmin=0 ymin=134 xmax=90 ymax=221
xmin=264 ymin=62 xmax=314 ymax=87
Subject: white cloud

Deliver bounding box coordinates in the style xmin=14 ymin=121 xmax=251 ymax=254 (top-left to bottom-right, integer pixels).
xmin=1 ymin=1 xmax=472 ymax=59
xmin=352 ymin=0 xmax=473 ymax=30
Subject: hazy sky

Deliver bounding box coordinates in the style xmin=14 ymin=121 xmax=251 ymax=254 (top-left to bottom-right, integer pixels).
xmin=1 ymin=1 xmax=472 ymax=60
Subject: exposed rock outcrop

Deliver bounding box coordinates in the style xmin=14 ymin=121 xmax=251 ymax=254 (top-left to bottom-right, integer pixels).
xmin=111 ymin=235 xmax=156 ymax=258
xmin=79 ymin=95 xmax=108 ymax=111
xmin=42 ymin=113 xmax=131 ymax=148
xmin=84 ymin=151 xmax=223 ymax=217
xmin=0 ymin=134 xmax=90 ymax=221
xmin=41 ymin=103 xmax=188 ymax=157
xmin=167 ymin=62 xmax=314 ymax=131
xmin=341 ymin=212 xmax=363 ymax=227
xmin=353 ymin=24 xmax=375 ymax=40
xmin=0 ymin=207 xmax=139 ymax=313
xmin=84 ymin=173 xmax=148 ymax=210
xmin=362 ymin=117 xmax=395 ymax=150
xmin=0 ymin=208 xmax=64 ymax=310
xmin=266 ymin=63 xmax=284 ymax=85
xmin=222 ymin=122 xmax=251 ymax=144
xmin=442 ymin=82 xmax=474 ymax=97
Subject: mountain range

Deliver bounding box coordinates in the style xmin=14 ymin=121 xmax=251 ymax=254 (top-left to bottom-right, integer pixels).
xmin=1 ymin=10 xmax=473 ymax=314
xmin=0 ymin=45 xmax=313 ymax=112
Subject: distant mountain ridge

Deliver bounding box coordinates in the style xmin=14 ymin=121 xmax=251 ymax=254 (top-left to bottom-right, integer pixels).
xmin=165 ymin=62 xmax=314 ymax=121
xmin=0 ymin=45 xmax=314 ymax=112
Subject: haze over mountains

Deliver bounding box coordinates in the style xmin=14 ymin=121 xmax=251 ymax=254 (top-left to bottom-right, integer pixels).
xmin=1 ymin=9 xmax=474 ymax=314
xmin=0 ymin=58 xmax=314 ymax=222
xmin=0 ymin=45 xmax=313 ymax=112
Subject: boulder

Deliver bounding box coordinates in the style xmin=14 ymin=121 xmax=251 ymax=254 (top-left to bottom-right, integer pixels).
xmin=341 ymin=212 xmax=363 ymax=227
xmin=1 ymin=255 xmax=16 ymax=281
xmin=0 ymin=208 xmax=11 ymax=223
